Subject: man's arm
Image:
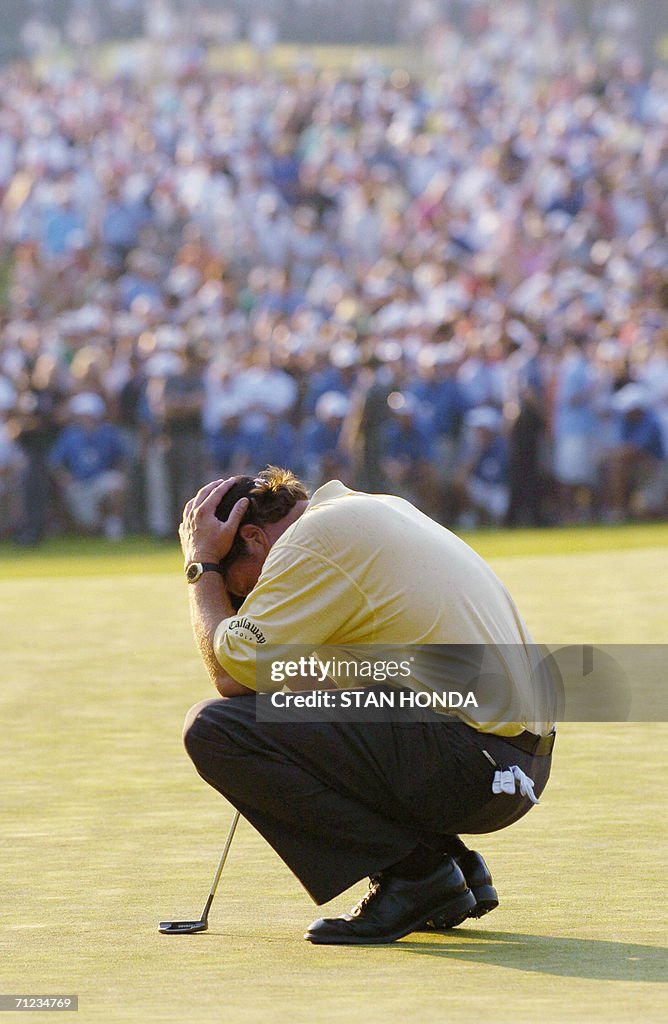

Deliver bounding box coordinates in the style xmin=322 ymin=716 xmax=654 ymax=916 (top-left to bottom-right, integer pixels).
xmin=187 ymin=572 xmax=252 ymax=697
xmin=179 ymin=478 xmax=253 ymax=698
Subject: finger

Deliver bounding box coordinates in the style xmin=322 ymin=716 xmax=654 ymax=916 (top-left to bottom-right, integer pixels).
xmin=190 ymin=478 xmax=229 ymax=509
xmin=199 ymin=477 xmax=243 ymax=513
xmin=225 ymin=496 xmax=250 ymax=528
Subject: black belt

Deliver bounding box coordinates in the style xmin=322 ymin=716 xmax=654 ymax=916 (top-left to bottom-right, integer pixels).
xmin=503 ymin=729 xmax=556 ymax=757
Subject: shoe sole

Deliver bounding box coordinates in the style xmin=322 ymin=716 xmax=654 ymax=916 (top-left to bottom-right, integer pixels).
xmin=304 ymin=888 xmax=477 ymax=945
xmin=429 ymin=883 xmax=499 ymax=929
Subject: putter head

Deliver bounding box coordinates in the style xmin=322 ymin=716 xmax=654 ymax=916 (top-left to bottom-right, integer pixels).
xmin=158 ymin=919 xmax=208 ymax=934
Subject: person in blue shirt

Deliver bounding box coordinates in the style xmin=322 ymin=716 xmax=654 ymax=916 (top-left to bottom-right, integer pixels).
xmin=117 ymin=250 xmax=164 ymax=310
xmin=302 ymin=349 xmax=358 ymax=416
xmin=410 ymin=344 xmax=469 ymax=520
xmin=42 ymin=197 xmax=87 ymax=258
xmin=453 ymin=406 xmax=510 ymax=527
xmin=269 ymin=138 xmax=301 ymax=205
xmin=241 ymin=414 xmax=298 ymax=476
xmin=50 ymin=393 xmax=128 ymax=539
xmin=300 ymin=391 xmax=351 ymax=489
xmin=552 ymin=338 xmax=599 ymax=521
xmin=101 ymin=184 xmax=152 ymax=267
xmin=604 ymin=385 xmax=667 ymax=520
xmin=380 ymin=393 xmax=436 ymax=511
xmin=207 ymin=414 xmax=253 ymax=477
xmin=208 ymin=412 xmax=298 ymax=480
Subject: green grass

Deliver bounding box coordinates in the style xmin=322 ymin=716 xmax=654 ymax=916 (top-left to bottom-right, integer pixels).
xmin=1 ymin=527 xmax=667 ymax=1023
xmin=2 ymin=520 xmax=667 ymax=578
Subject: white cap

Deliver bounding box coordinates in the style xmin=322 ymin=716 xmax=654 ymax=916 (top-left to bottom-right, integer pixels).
xmin=375 ymin=340 xmax=403 ymax=363
xmin=316 ymin=391 xmax=350 ymax=420
xmin=69 ymin=392 xmax=106 ymax=418
xmin=611 ymin=384 xmax=649 ymax=413
xmin=433 ymin=341 xmax=463 ymax=366
xmin=165 ymin=265 xmax=201 ymax=298
xmin=145 ymin=353 xmax=183 ymax=378
xmin=506 ymin=319 xmax=534 ymax=347
xmin=466 ymin=406 xmax=502 ymax=431
xmin=60 ymin=304 xmax=107 ymax=335
xmin=154 ymin=325 xmax=187 ymax=351
xmin=329 ymin=342 xmax=359 ymax=369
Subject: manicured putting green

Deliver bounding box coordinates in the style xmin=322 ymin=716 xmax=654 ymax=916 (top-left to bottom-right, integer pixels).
xmin=1 ymin=526 xmax=666 ymax=1022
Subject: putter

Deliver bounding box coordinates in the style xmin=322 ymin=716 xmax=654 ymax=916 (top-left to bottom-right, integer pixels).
xmin=159 ymin=809 xmax=240 ymax=934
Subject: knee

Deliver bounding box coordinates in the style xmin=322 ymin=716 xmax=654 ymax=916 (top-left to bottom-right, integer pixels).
xmin=182 ymin=698 xmax=222 ymax=762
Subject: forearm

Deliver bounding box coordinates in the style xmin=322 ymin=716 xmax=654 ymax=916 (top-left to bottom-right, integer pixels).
xmin=180 ymin=476 xmax=255 ymax=696
xmin=188 ymin=574 xmax=252 ymax=697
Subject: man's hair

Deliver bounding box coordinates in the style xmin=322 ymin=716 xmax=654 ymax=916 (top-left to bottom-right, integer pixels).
xmin=215 ymin=466 xmax=309 ymax=568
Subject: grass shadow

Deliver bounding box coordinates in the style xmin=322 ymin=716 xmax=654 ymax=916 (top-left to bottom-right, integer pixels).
xmin=396 ymin=929 xmax=667 ymax=983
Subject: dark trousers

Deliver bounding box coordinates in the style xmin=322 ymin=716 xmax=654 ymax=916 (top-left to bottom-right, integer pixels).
xmin=16 ymin=449 xmax=51 ymax=544
xmin=183 ymin=692 xmax=552 ymax=905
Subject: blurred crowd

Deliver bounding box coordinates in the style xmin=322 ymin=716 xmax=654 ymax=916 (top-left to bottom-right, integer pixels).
xmin=1 ymin=0 xmax=667 ymax=543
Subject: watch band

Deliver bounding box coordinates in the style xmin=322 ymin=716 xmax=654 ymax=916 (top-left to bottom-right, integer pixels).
xmin=185 ymin=561 xmax=225 ymax=584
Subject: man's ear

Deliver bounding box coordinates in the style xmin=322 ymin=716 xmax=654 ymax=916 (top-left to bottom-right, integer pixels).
xmin=239 ymin=523 xmax=268 ymax=554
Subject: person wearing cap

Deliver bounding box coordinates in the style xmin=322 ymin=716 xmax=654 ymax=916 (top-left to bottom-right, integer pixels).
xmin=411 ymin=342 xmax=468 ymax=519
xmin=179 ymin=468 xmax=556 ymax=945
xmin=453 ymin=406 xmax=510 ymax=527
xmin=603 ymin=384 xmax=666 ymax=520
xmin=141 ymin=352 xmax=185 ymax=540
xmin=300 ymin=391 xmax=352 ymax=489
xmin=352 ymin=353 xmax=398 ymax=492
xmin=552 ymin=337 xmax=599 ymax=522
xmin=10 ymin=355 xmax=68 ymax=546
xmin=156 ymin=341 xmax=207 ymax=533
xmin=0 ymin=376 xmax=22 ymax=538
xmin=49 ymin=393 xmax=128 ymax=539
xmin=379 ymin=391 xmax=436 ymax=510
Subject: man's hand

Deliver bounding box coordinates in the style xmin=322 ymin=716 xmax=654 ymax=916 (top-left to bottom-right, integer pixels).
xmin=179 ymin=478 xmax=249 ymax=565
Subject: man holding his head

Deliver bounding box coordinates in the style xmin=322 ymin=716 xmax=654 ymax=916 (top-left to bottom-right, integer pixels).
xmin=179 ymin=467 xmax=555 ymax=944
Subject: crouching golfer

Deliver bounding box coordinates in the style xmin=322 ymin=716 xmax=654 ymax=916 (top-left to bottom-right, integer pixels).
xmin=179 ymin=467 xmax=555 ymax=944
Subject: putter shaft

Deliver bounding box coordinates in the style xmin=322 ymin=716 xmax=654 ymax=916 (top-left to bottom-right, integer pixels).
xmin=200 ymin=809 xmax=240 ymax=922
xmin=159 ymin=809 xmax=240 ymax=933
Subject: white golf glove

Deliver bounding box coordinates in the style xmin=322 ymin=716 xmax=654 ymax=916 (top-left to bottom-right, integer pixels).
xmin=491 ymin=765 xmax=540 ymax=804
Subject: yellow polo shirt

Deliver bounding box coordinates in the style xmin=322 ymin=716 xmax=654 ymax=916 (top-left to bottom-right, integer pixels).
xmin=214 ymin=481 xmax=555 ymax=736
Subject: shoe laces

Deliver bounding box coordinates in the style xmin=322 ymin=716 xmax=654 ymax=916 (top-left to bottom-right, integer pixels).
xmin=351 ymin=875 xmax=383 ymax=917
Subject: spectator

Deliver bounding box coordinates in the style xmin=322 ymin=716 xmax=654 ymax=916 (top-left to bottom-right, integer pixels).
xmin=411 ymin=342 xmax=469 ymax=518
xmin=352 ymin=358 xmax=395 ymax=493
xmin=0 ymin=4 xmax=666 ymax=536
xmin=115 ymin=348 xmax=148 ymax=533
xmin=300 ymin=391 xmax=352 ymax=490
xmin=11 ymin=355 xmax=67 ymax=545
xmin=0 ymin=376 xmax=23 ymax=539
xmin=505 ymin=338 xmax=548 ymax=526
xmin=454 ymin=407 xmax=510 ymax=528
xmin=380 ymin=392 xmax=435 ymax=509
xmin=207 ymin=412 xmax=251 ymax=478
xmin=161 ymin=342 xmax=207 ymax=532
xmin=552 ymin=338 xmax=599 ymax=522
xmin=49 ymin=392 xmax=128 ymax=539
xmin=604 ymin=385 xmax=667 ymax=520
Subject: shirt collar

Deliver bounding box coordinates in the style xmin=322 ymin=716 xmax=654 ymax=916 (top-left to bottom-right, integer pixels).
xmin=307 ymin=480 xmax=354 ymax=509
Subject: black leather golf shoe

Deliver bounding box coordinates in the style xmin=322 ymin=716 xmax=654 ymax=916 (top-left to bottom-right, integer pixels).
xmin=304 ymin=857 xmax=476 ymax=945
xmin=429 ymin=850 xmax=498 ymax=928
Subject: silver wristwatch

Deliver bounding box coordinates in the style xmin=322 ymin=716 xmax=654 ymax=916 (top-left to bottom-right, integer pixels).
xmin=185 ymin=561 xmax=225 ymax=584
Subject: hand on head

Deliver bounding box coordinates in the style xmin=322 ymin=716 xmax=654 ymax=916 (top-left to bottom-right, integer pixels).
xmin=179 ymin=478 xmax=249 ymax=565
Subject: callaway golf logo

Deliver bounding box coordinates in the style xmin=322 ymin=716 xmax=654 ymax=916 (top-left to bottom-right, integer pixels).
xmin=228 ymin=617 xmax=267 ymax=644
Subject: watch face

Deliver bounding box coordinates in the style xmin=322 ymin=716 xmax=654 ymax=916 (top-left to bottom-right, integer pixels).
xmin=186 ymin=563 xmax=202 ymax=583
